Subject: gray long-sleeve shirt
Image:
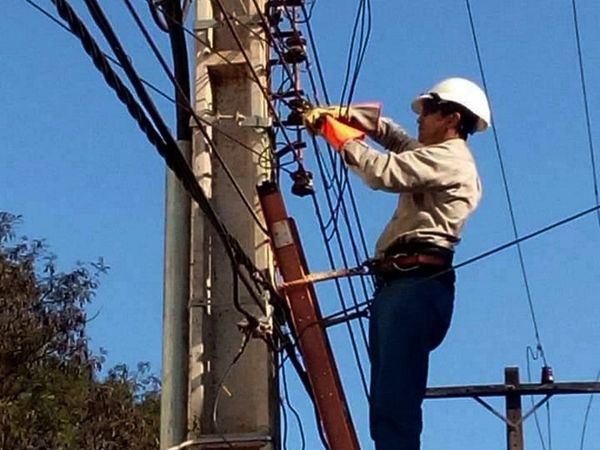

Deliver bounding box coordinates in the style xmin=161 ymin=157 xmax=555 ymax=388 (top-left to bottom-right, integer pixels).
xmin=342 ymin=118 xmax=482 ymax=257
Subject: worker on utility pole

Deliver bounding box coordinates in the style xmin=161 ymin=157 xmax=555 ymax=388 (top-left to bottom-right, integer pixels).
xmin=304 ymin=77 xmax=491 ymax=450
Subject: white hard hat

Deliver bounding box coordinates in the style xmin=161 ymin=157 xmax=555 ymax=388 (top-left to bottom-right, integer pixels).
xmin=411 ymin=77 xmax=491 ymax=132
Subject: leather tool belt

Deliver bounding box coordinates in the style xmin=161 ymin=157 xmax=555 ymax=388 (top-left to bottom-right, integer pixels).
xmin=369 ymin=253 xmax=449 ymax=275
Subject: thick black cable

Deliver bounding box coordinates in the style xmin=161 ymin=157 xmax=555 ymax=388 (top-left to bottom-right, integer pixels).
xmin=46 ymin=0 xmax=319 ymax=420
xmin=297 ymin=5 xmax=378 ymax=397
xmin=211 ymin=330 xmax=251 ymax=450
xmin=84 ymin=0 xmax=268 ymax=324
xmin=23 ymin=0 xmax=180 ymax=105
xmin=300 ymin=3 xmax=330 ymax=105
xmin=148 ymin=0 xmax=169 ymax=32
xmin=311 ymin=139 xmax=372 ymax=364
xmin=275 ymin=0 xmax=374 ymax=423
xmin=49 ymin=0 xmax=270 ymax=322
xmin=309 ymin=186 xmax=370 ymax=398
xmin=570 ymin=0 xmax=600 ymax=227
xmin=163 ymin=0 xmax=191 ymax=141
xmin=286 ymin=0 xmax=373 ymax=344
xmin=27 ymin=0 xmax=278 ymax=163
xmin=465 ymin=0 xmax=548 ymax=366
xmin=124 ymin=0 xmax=270 ymax=234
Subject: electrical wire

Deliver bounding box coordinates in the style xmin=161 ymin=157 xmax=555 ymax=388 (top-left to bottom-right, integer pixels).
xmin=48 ymin=0 xmax=273 ymax=324
xmin=570 ymin=0 xmax=600 ymax=227
xmin=330 ymin=200 xmax=600 ymax=322
xmin=579 ymin=368 xmax=600 ymax=450
xmin=465 ymin=0 xmax=548 ymax=367
xmin=23 ymin=0 xmax=285 ymax=176
xmin=280 ymin=4 xmax=375 ymax=395
xmin=211 ymin=331 xmax=251 ymax=450
xmin=346 ymin=0 xmax=371 ymax=106
xmin=527 ymin=346 xmax=549 ymax=450
xmin=309 ymin=179 xmax=370 ymax=398
xmin=23 ymin=0 xmax=178 ymax=105
xmin=44 ymin=1 xmax=328 ymax=437
xmin=300 ymin=4 xmax=372 ymax=264
xmin=339 ymin=0 xmax=372 ymax=108
xmin=212 ymin=0 xmax=297 ymax=150
xmin=280 ymin=362 xmax=307 ymax=450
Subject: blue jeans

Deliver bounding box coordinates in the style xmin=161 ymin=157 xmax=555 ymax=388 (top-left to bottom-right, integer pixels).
xmin=369 ymin=268 xmax=455 ymax=450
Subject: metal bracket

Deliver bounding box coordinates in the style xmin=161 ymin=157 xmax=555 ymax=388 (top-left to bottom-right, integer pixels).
xmin=195 ymin=14 xmax=262 ymax=31
xmin=168 ymin=432 xmax=272 ymax=449
xmin=472 ymin=394 xmax=553 ymax=427
xmin=190 ymin=297 xmax=210 ymax=308
xmin=198 ymin=111 xmax=272 ymax=128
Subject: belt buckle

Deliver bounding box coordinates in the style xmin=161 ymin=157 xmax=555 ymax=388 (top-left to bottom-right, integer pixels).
xmin=389 ymin=253 xmax=419 ymax=273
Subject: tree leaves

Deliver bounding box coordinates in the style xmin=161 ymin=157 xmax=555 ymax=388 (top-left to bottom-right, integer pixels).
xmin=0 ymin=214 xmax=159 ymax=449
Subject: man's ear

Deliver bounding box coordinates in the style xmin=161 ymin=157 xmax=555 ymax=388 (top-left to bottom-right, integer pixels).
xmin=446 ymin=112 xmax=461 ymax=131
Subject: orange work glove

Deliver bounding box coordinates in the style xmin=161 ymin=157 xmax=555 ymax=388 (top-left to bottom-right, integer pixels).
xmin=320 ymin=115 xmax=365 ymax=151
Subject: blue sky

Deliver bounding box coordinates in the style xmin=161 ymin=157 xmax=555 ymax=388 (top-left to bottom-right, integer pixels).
xmin=3 ymin=1 xmax=600 ymax=449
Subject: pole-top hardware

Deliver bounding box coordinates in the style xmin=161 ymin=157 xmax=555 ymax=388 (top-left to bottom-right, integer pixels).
xmin=194 ymin=14 xmax=262 ymax=31
xmin=198 ymin=110 xmax=272 ymax=128
xmin=283 ymin=98 xmax=311 ymax=126
xmin=290 ymin=167 xmax=314 ymax=197
xmin=541 ymin=365 xmax=554 ymax=384
xmin=283 ymin=35 xmax=307 ymax=64
xmin=237 ymin=316 xmax=273 ymax=340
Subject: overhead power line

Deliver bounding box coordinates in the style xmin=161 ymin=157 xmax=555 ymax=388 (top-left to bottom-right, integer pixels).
xmin=465 ymin=0 xmax=549 ymax=367
xmin=46 ymin=0 xmax=325 ymax=424
xmin=570 ymin=0 xmax=600 ymax=227
xmin=329 ymin=200 xmax=600 ymax=323
xmin=23 ymin=0 xmax=284 ymax=176
xmin=123 ymin=0 xmax=269 ymax=234
xmin=339 ymin=0 xmax=372 ymax=108
xmin=47 ymin=0 xmax=273 ymax=325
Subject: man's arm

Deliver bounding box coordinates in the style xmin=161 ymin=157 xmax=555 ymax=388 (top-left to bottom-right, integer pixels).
xmin=368 ymin=117 xmax=421 ymax=154
xmin=304 ymin=104 xmax=420 ymax=154
xmin=341 ymin=140 xmax=463 ymax=193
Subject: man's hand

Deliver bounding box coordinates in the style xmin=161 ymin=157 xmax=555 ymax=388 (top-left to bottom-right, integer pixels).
xmin=303 ymin=106 xmax=348 ymax=132
xmin=303 ymin=104 xmax=381 ymax=134
xmin=319 ymin=116 xmax=365 ymax=151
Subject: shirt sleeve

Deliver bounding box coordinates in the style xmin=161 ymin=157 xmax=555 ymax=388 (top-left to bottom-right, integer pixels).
xmin=342 ymin=140 xmax=464 ymax=193
xmin=367 ymin=117 xmax=420 ymax=153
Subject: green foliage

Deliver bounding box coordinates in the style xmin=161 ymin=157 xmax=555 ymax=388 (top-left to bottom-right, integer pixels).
xmin=0 ymin=213 xmax=160 ymax=449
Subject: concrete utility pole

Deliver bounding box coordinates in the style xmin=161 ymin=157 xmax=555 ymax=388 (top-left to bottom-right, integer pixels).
xmin=188 ymin=0 xmax=276 ymax=448
xmin=161 ymin=2 xmax=193 ymax=447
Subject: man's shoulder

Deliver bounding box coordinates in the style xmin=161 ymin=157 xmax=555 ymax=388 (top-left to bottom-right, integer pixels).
xmin=413 ymin=139 xmax=471 ymax=155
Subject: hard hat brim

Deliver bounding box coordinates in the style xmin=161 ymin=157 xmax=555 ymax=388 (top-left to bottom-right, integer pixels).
xmin=410 ymin=93 xmax=489 ymax=132
xmin=411 ymin=94 xmax=432 ymax=115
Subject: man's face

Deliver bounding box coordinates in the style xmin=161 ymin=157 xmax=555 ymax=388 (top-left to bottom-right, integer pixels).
xmin=417 ymin=110 xmax=450 ymax=145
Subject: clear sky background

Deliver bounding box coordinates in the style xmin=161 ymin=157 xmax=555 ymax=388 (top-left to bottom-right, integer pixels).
xmin=3 ymin=1 xmax=600 ymax=449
